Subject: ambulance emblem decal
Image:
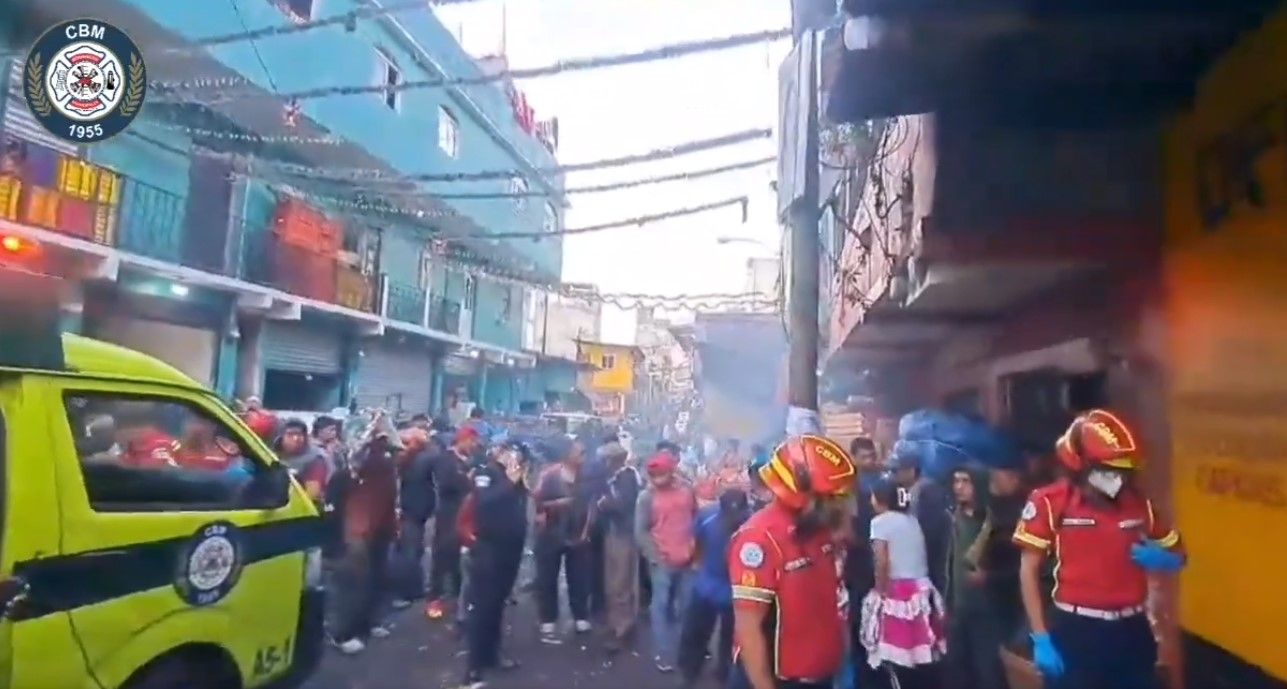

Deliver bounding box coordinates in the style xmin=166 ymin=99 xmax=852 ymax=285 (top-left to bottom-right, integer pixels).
xmin=24 ymin=19 xmax=146 ymax=144
xmin=175 ymin=522 xmax=245 ymax=607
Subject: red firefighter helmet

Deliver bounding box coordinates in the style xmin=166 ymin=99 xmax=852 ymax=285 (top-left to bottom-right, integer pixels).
xmin=1056 ymin=409 xmax=1141 ymax=473
xmin=758 ymin=434 xmax=857 ymax=511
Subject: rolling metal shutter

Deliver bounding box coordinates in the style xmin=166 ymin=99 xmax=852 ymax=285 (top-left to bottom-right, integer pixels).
xmin=4 ymin=61 xmax=77 ymax=154
xmin=262 ymin=320 xmax=342 ymax=374
xmin=97 ymin=317 xmax=218 ymax=386
xmin=352 ymin=340 xmax=434 ymax=415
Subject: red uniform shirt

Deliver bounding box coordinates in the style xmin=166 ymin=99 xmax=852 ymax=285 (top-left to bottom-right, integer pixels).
xmin=728 ymin=502 xmax=845 ymax=682
xmin=120 ymin=428 xmax=179 ymax=469
xmin=1012 ymin=479 xmax=1183 ymax=610
xmin=173 ymin=440 xmax=239 ymax=472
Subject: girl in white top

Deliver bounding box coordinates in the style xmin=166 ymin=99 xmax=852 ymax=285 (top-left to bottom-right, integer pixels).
xmin=860 ymin=476 xmax=946 ymax=688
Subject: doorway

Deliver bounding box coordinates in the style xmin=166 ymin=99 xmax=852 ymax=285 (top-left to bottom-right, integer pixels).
xmin=262 ymin=370 xmax=340 ymax=411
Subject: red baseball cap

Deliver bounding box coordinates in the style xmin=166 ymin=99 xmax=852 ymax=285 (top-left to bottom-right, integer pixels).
xmin=455 ymin=426 xmax=480 ymax=443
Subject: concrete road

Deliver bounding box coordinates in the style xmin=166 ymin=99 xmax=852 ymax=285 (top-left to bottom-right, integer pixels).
xmin=304 ymin=599 xmax=702 ymax=689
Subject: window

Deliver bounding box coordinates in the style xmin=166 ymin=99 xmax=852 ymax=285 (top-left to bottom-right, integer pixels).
xmin=275 ymin=0 xmax=314 ymax=22
xmin=463 ymin=274 xmax=477 ymax=310
xmin=510 ymin=176 xmax=529 ymax=211
xmin=418 ymin=248 xmax=434 ymax=292
xmin=374 ymin=49 xmax=401 ymax=111
xmin=600 ymin=354 xmax=617 ymax=370
xmin=543 ymin=202 xmax=558 ymax=234
xmin=438 ymin=106 xmax=460 ymax=158
xmin=62 ymin=392 xmax=268 ymax=512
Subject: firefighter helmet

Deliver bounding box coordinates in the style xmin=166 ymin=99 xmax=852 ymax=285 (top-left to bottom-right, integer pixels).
xmin=1057 ymin=409 xmax=1141 ymax=473
xmin=758 ymin=434 xmax=857 ymax=511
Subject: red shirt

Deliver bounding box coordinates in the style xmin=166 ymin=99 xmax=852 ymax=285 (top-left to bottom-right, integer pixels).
xmin=728 ymin=502 xmax=845 ymax=682
xmin=1013 ymin=479 xmax=1183 ymax=609
xmin=173 ymin=439 xmax=239 ymax=472
xmin=121 ymin=428 xmax=179 ymax=469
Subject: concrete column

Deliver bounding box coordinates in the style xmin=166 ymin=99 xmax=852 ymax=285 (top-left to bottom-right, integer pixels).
xmin=235 ymin=316 xmax=264 ymax=401
xmin=340 ymin=335 xmax=362 ymax=409
xmin=477 ymin=363 xmax=489 ymax=410
xmin=431 ymin=353 xmax=445 ymax=415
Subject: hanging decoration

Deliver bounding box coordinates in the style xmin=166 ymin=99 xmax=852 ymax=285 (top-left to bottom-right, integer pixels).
xmin=151 ymin=28 xmax=791 ymax=101
xmin=282 ymin=98 xmax=302 ymax=128
xmin=149 ymin=122 xmax=344 ymax=146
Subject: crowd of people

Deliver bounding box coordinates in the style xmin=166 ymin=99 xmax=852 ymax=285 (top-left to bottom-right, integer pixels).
xmin=237 ymin=399 xmax=1186 ymax=689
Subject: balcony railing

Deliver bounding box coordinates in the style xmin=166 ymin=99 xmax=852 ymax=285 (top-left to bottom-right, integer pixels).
xmin=241 ymin=230 xmax=379 ymax=314
xmin=386 ymin=280 xmax=428 ymax=325
xmin=429 ymin=297 xmax=462 ymax=335
xmin=116 ymin=179 xmax=185 ymax=264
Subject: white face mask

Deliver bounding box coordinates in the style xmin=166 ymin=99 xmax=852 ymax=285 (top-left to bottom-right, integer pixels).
xmin=1087 ymin=469 xmax=1125 ymax=499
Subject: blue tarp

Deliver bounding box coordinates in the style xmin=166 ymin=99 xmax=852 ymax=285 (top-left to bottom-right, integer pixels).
xmin=895 ymin=409 xmax=1021 ymax=479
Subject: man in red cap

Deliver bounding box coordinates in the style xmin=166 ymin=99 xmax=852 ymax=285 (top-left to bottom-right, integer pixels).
xmin=426 ymin=425 xmax=482 ymax=620
xmin=727 ymin=434 xmax=856 ymax=689
xmin=1013 ymin=409 xmax=1185 ymax=689
xmin=635 ymin=451 xmax=698 ymax=673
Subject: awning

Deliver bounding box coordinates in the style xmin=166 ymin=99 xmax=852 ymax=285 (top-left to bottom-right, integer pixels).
xmin=827 ymin=2 xmax=1277 ymax=125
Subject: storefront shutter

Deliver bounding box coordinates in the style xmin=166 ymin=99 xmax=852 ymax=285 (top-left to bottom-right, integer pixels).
xmin=262 ymin=320 xmax=342 ymax=375
xmin=352 ymin=339 xmax=434 ymax=415
xmin=4 ymin=61 xmax=78 ymax=154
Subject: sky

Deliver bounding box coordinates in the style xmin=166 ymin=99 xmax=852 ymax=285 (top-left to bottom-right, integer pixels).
xmin=434 ymin=0 xmax=790 ymax=344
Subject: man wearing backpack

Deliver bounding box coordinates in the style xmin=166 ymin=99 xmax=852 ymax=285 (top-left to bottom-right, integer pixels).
xmin=634 ymin=452 xmax=698 ymax=673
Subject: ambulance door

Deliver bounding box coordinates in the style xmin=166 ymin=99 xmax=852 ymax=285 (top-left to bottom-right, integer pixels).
xmin=0 ymin=376 xmax=85 ymax=689
xmin=43 ymin=378 xmax=304 ymax=687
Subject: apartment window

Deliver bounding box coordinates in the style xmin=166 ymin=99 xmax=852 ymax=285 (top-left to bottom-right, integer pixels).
xmin=543 ymin=202 xmax=558 ymax=234
xmin=510 ymin=176 xmax=529 ymax=210
xmin=275 ymin=0 xmax=314 ymax=22
xmin=418 ymin=249 xmax=434 ymax=292
xmin=438 ymin=106 xmax=460 ymax=158
xmin=374 ymin=49 xmax=400 ymax=111
xmin=600 ymin=354 xmax=616 ymax=370
xmin=462 ymin=274 xmax=477 ymax=310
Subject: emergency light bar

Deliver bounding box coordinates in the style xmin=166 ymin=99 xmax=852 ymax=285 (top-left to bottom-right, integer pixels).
xmin=0 ymin=257 xmax=68 ymax=371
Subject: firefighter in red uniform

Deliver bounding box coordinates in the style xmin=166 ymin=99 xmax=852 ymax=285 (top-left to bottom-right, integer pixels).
xmin=1012 ymin=409 xmax=1185 ymax=689
xmin=727 ymin=434 xmax=856 ymax=689
xmin=114 ymin=405 xmax=179 ymax=469
xmin=174 ymin=415 xmax=241 ymax=472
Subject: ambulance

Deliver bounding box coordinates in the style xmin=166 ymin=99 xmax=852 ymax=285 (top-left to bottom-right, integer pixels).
xmin=0 ymin=251 xmax=325 ymax=689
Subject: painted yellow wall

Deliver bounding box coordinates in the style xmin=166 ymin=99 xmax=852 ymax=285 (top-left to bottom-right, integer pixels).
xmin=577 ymin=342 xmax=636 ymax=393
xmin=1163 ymin=8 xmax=1287 ymax=680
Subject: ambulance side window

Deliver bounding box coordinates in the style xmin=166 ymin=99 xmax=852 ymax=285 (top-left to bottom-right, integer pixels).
xmin=62 ymin=393 xmax=256 ymax=512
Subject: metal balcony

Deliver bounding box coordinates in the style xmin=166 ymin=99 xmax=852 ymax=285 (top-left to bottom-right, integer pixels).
xmin=386 ymin=281 xmax=429 ymax=326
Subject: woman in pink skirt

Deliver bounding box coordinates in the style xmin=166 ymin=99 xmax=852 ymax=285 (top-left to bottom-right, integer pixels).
xmin=859 ymin=477 xmax=946 ymax=689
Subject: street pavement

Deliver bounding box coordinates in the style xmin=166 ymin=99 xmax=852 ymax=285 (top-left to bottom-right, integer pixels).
xmin=305 ymin=598 xmax=697 ymax=689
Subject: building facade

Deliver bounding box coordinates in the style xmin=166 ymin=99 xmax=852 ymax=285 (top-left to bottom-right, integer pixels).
xmin=820 ymin=2 xmax=1286 ymax=686
xmin=0 ymin=0 xmax=565 ymax=418
xmin=574 ymin=339 xmax=640 ymax=419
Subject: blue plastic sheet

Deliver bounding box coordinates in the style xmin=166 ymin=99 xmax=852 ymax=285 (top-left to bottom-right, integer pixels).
xmin=894 ymin=409 xmax=1021 ymax=478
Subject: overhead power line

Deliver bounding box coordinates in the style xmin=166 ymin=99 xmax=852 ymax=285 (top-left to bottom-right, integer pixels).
xmin=489 ymin=196 xmax=749 ymax=239
xmin=153 ymin=28 xmax=792 ymax=101
xmin=271 ymin=128 xmax=773 ymax=183
xmin=428 ymin=157 xmax=776 ymax=199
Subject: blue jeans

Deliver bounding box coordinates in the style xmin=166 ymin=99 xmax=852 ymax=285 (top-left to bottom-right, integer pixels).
xmin=649 ymin=564 xmax=691 ymax=664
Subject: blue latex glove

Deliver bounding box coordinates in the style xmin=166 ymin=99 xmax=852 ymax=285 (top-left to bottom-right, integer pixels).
xmin=1031 ymin=632 xmax=1065 ymax=678
xmin=1131 ymin=541 xmax=1185 ymax=573
xmin=835 ymin=658 xmax=856 ymax=689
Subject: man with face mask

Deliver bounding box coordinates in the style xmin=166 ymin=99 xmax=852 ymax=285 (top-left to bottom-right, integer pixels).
xmin=1012 ymin=409 xmax=1185 ymax=689
xmin=726 ymin=435 xmax=856 ymax=689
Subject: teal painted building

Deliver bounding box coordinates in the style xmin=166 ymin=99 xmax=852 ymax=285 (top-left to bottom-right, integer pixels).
xmin=0 ymin=0 xmax=566 ymax=416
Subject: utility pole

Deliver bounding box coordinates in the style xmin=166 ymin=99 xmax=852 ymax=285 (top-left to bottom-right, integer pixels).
xmin=782 ymin=25 xmax=821 ymax=416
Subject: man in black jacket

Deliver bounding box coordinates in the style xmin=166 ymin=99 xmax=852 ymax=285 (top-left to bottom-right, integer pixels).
xmin=392 ymin=433 xmax=440 ymax=608
xmin=461 ymin=440 xmax=529 ymax=688
xmin=595 ymin=441 xmax=640 ymax=655
xmin=426 ymin=426 xmax=481 ymax=620
xmin=944 ymin=465 xmax=1012 ymax=689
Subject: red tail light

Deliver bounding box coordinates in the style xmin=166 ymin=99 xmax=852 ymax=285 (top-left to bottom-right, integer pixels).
xmin=0 ymin=234 xmax=38 ymax=257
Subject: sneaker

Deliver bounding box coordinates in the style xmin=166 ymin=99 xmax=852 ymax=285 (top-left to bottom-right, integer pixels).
xmin=426 ymin=600 xmax=446 ymax=620
xmin=335 ymin=638 xmax=365 ymax=655
xmin=456 ymin=670 xmax=486 ymax=689
xmin=655 ymin=657 xmax=675 ymax=673
xmin=370 ymin=625 xmax=392 ymax=639
xmin=539 ymin=623 xmax=562 ymax=645
xmin=574 ymin=619 xmax=592 ymax=634
xmin=494 ymin=657 xmax=520 ymax=672
xmin=391 ymin=599 xmax=412 ymax=610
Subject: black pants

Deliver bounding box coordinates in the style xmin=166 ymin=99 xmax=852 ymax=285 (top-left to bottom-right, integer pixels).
xmin=428 ymin=510 xmax=462 ymax=602
xmin=1047 ymin=610 xmax=1157 ymax=689
xmin=588 ymin=528 xmax=607 ymax=618
xmin=466 ymin=541 xmax=524 ymax=673
xmin=873 ymin=664 xmax=941 ymax=689
xmin=534 ymin=537 xmax=590 ymax=624
xmin=945 ymin=606 xmax=1009 ymax=689
xmin=333 ymin=536 xmax=391 ymax=642
xmin=392 ymin=516 xmax=428 ymax=601
xmin=678 ymin=595 xmax=733 ymax=683
xmin=726 ymin=661 xmax=831 ymax=689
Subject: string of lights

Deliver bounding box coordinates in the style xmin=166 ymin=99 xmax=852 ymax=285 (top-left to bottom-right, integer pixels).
xmin=150 ymin=122 xmax=346 ymax=146
xmin=152 ymin=28 xmax=791 ymax=100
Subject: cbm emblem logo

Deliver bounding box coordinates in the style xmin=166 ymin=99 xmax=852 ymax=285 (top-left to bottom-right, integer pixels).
xmin=23 ymin=19 xmax=146 ymax=144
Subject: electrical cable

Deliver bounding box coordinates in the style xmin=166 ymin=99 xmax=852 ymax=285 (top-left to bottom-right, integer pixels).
xmin=153 ymin=28 xmax=792 ymax=101
xmin=487 ymin=196 xmax=748 ymax=239
xmin=424 ymin=157 xmax=776 ymax=199
xmin=229 ymin=0 xmax=280 ymax=93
